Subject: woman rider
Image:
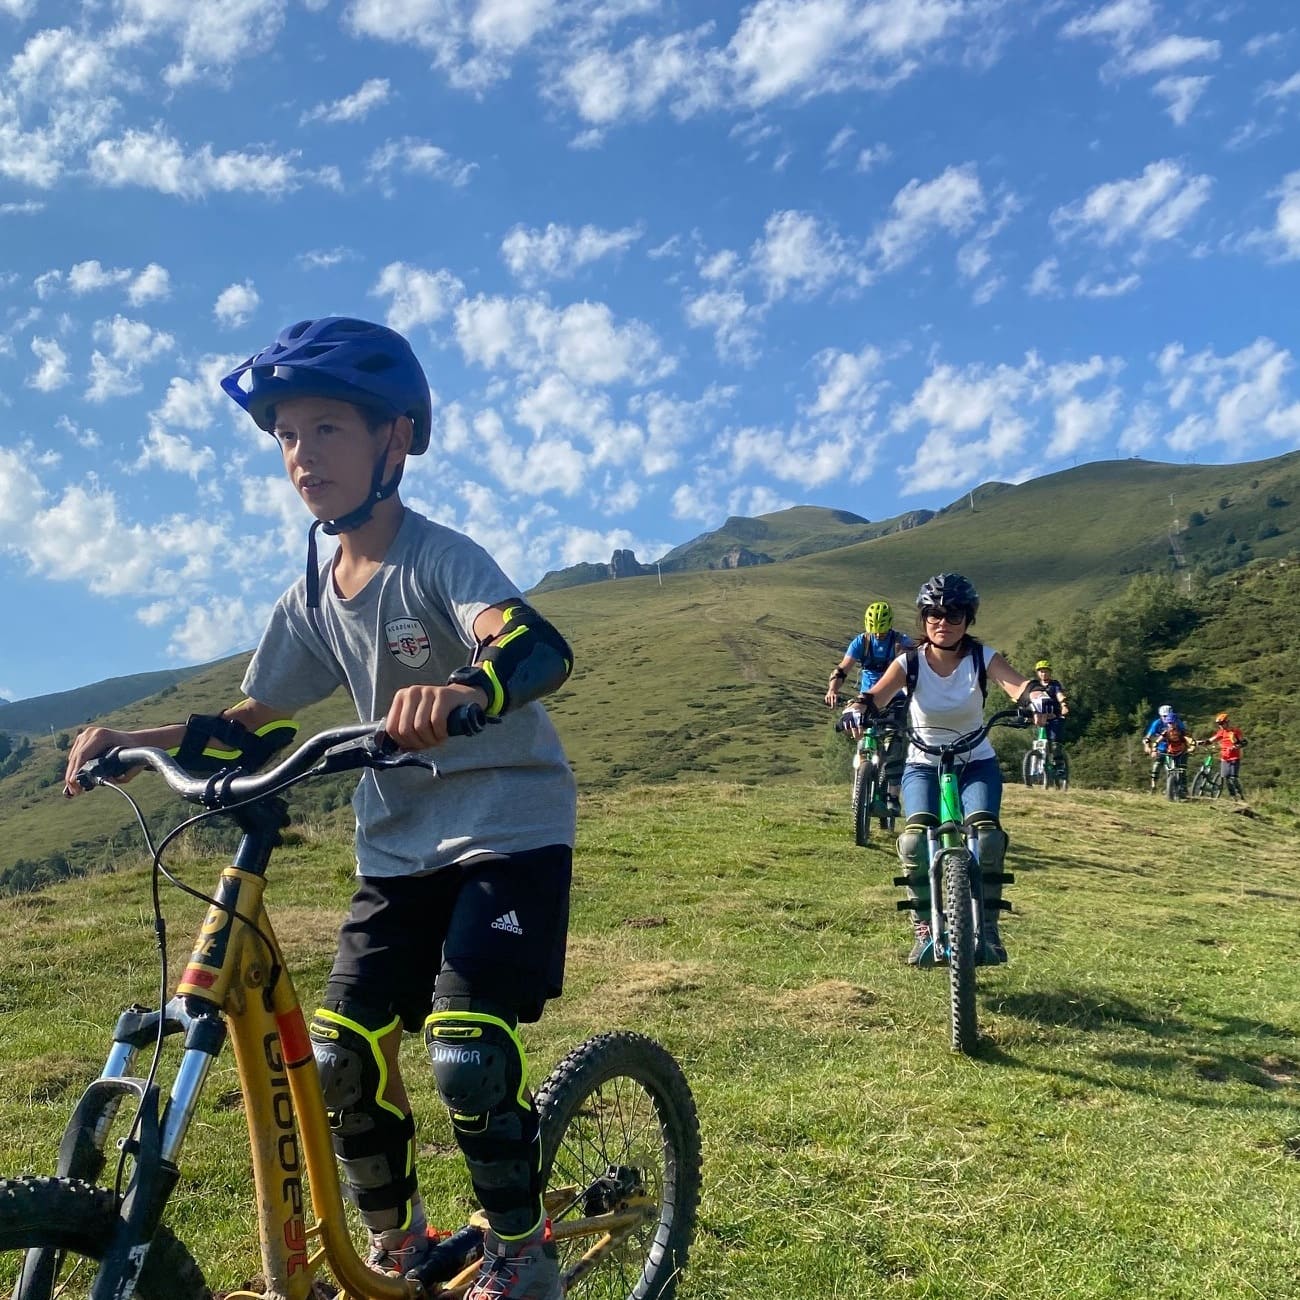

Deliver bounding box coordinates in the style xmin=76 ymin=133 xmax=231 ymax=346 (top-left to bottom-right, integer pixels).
xmin=855 ymin=574 xmax=1043 ymax=965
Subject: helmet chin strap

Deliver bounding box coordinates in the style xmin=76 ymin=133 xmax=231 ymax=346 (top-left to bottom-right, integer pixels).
xmin=305 ymin=442 xmax=404 ymax=613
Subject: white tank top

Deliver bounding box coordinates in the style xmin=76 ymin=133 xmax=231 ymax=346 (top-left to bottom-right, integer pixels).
xmin=899 ymin=643 xmax=997 ymax=767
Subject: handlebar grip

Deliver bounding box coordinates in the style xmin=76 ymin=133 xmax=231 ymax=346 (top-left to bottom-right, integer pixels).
xmin=447 ymin=703 xmax=488 ymax=737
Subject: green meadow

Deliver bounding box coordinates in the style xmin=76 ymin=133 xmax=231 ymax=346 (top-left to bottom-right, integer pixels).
xmin=1 ymin=778 xmax=1296 ymax=1298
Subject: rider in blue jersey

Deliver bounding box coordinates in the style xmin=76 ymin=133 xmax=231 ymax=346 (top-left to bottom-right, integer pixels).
xmin=1143 ymin=704 xmax=1190 ymax=792
xmin=826 ymin=600 xmax=914 ymax=815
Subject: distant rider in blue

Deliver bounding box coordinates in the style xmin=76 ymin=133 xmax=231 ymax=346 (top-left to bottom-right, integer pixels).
xmin=1144 ymin=703 xmax=1190 ymax=793
xmin=825 ymin=600 xmax=914 ymax=817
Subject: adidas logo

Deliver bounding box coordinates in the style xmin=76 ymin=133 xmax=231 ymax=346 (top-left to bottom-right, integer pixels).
xmin=490 ymin=910 xmax=524 ymax=936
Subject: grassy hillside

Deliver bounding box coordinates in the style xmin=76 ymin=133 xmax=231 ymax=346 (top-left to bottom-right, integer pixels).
xmin=0 ymin=781 xmax=1296 ymax=1298
xmin=1 ymin=451 xmax=1298 ymax=888
xmin=531 ymin=503 xmax=935 ymax=593
xmin=0 ymin=665 xmax=208 ymax=736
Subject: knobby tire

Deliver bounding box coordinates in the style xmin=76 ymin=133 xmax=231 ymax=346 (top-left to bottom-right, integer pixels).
xmin=942 ymin=852 xmax=979 ymax=1055
xmin=1021 ymin=752 xmax=1037 ymax=788
xmin=852 ymin=759 xmax=875 ymax=848
xmin=0 ymin=1176 xmax=209 ymax=1300
xmin=536 ymin=1032 xmax=701 ymax=1300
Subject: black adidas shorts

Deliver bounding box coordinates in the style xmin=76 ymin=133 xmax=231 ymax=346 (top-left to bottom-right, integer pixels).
xmin=325 ymin=844 xmax=571 ymax=1029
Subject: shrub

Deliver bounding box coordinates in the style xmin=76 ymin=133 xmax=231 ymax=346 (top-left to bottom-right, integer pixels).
xmin=1188 ymin=510 xmax=1207 ymax=527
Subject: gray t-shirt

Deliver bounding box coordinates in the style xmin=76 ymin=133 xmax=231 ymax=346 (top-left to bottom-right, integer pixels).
xmin=242 ymin=509 xmax=577 ymax=876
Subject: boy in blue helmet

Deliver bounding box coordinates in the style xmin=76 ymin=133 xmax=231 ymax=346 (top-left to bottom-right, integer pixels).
xmin=64 ymin=317 xmax=577 ymax=1298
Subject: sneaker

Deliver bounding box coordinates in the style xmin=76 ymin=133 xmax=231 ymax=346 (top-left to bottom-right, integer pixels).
xmin=366 ymin=1226 xmax=444 ymax=1278
xmin=466 ymin=1222 xmax=562 ymax=1300
xmin=907 ymin=923 xmax=934 ymax=966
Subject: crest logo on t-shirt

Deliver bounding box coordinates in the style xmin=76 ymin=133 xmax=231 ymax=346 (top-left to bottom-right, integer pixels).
xmin=385 ymin=618 xmax=431 ymax=669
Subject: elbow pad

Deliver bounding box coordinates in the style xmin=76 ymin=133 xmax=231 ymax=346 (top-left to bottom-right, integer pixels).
xmin=170 ymin=710 xmax=299 ymax=774
xmin=448 ymin=604 xmax=573 ymax=717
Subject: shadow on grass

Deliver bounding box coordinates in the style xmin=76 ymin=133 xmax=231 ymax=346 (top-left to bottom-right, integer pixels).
xmin=980 ymin=984 xmax=1300 ymax=1104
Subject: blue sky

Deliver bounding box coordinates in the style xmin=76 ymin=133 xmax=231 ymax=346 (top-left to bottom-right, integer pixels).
xmin=1 ymin=0 xmax=1298 ymax=702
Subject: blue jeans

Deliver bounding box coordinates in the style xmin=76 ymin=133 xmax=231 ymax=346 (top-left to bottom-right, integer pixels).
xmin=901 ymin=758 xmax=1003 ymax=823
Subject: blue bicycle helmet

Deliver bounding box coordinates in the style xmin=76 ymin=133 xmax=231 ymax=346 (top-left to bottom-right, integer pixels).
xmin=221 ymin=317 xmax=432 ymax=454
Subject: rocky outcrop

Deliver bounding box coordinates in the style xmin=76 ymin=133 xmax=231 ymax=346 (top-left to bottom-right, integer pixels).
xmin=708 ymin=546 xmax=773 ymax=570
xmin=609 ymin=549 xmax=651 ymax=578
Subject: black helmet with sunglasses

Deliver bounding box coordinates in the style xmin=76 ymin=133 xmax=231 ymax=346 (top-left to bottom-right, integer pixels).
xmin=916 ymin=572 xmax=979 ymax=625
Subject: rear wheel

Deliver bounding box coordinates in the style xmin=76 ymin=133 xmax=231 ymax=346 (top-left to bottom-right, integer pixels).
xmin=0 ymin=1176 xmax=209 ymax=1299
xmin=942 ymin=852 xmax=979 ymax=1055
xmin=537 ymin=1032 xmax=701 ymax=1300
xmin=1190 ymin=769 xmax=1208 ymax=798
xmin=851 ymin=758 xmax=875 ymax=848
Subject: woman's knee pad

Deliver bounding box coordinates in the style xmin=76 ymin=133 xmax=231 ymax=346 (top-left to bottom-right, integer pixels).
xmin=897 ymin=814 xmax=937 ymax=867
xmin=964 ymin=814 xmax=1008 ymax=870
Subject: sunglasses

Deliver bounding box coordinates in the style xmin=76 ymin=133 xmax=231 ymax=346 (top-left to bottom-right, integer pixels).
xmin=924 ymin=607 xmax=968 ymax=624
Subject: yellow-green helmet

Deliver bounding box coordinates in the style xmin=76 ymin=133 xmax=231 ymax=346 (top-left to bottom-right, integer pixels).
xmin=864 ymin=601 xmax=893 ymax=634
xmin=1034 ymin=659 xmax=1051 ymax=671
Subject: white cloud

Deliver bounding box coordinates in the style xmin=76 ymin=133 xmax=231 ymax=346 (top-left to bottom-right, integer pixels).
xmin=0 ymin=446 xmax=46 ymax=536
xmin=1156 ymin=337 xmax=1300 ymax=451
xmin=127 ymin=263 xmax=171 ymax=305
xmin=1153 ymin=74 xmax=1210 ymax=125
xmin=890 ymin=350 xmax=1127 ymax=491
xmin=298 ymin=247 xmax=355 ymax=270
xmin=559 ymin=27 xmax=725 ymax=126
xmin=1049 ymin=389 xmax=1121 ymax=457
xmin=1262 ymin=71 xmax=1300 ymax=100
xmin=1061 ymin=0 xmax=1154 ymax=48
xmin=824 ymin=124 xmax=854 ymax=165
xmin=856 ymin=142 xmax=892 ymax=172
xmin=684 ymin=288 xmax=763 ymax=364
xmin=1075 ymin=272 xmax=1141 ymax=298
xmin=166 ymin=594 xmax=264 ymax=663
xmin=301 ymin=77 xmax=391 ymax=125
xmin=1027 ymin=256 xmax=1062 ymax=298
xmin=809 ymin=344 xmax=884 ymax=417
xmin=89 ymin=128 xmax=329 ymax=198
xmin=874 ymin=163 xmax=985 ymax=270
xmin=9 ymin=27 xmax=125 ymax=98
xmin=501 ymin=222 xmax=642 ymax=286
xmin=346 ymin=0 xmax=561 ymax=90
xmin=214 ymin=281 xmax=260 ymax=329
xmin=93 ymin=315 xmax=175 ymax=363
xmin=1263 ymin=171 xmax=1300 ymax=261
xmin=135 ymin=426 xmax=217 ymax=479
xmin=1126 ymin=35 xmax=1220 ymax=74
xmin=1052 ymin=160 xmax=1212 ymax=249
xmin=84 ymin=316 xmax=175 ymax=401
xmin=27 ymin=336 xmax=70 ymax=391
xmin=454 ymin=294 xmax=672 ymax=386
xmin=750 ymin=209 xmax=871 ymax=299
xmin=371 ymin=263 xmax=466 ymax=334
xmin=68 ymin=260 xmax=132 ymax=294
xmin=115 ymin=0 xmax=289 ymax=88
xmin=366 ymin=137 xmax=476 ymax=194
xmin=729 ymin=0 xmax=959 ymax=106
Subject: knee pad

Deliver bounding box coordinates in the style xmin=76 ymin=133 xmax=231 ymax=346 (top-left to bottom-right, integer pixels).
xmin=310 ymin=1001 xmax=416 ymax=1228
xmin=897 ymin=814 xmax=937 ymax=869
xmin=425 ymin=1008 xmax=527 ymax=1117
xmin=425 ymin=1004 xmax=541 ymax=1238
xmin=964 ymin=814 xmax=1008 ymax=869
